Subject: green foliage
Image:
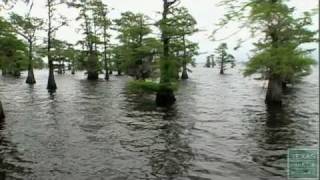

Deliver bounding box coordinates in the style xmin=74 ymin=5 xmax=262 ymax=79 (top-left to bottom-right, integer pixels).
xmin=114 ymin=12 xmax=152 ymax=44
xmin=71 ymin=0 xmax=101 ymax=53
xmin=0 ymin=17 xmax=28 ymax=74
xmin=128 ymin=80 xmax=178 ymax=94
xmin=165 ymin=7 xmax=199 ymax=77
xmin=10 ymin=12 xmax=43 ymax=42
xmin=90 ymin=0 xmax=111 ymax=77
xmin=171 ymin=38 xmax=199 ymax=68
xmin=159 ymin=56 xmax=179 ymax=82
xmin=33 ymin=56 xmax=45 ymax=69
xmin=244 ymin=46 xmax=316 ymax=81
xmin=114 ymin=12 xmax=160 ymax=78
xmin=214 ymin=43 xmax=235 ymax=73
xmin=49 ymin=39 xmax=65 ymax=60
xmin=157 ymin=4 xmax=199 ymax=83
xmin=218 ymin=0 xmax=317 ymax=82
xmin=91 ymin=0 xmax=112 ymax=31
xmin=166 ymin=7 xmax=198 ymax=37
xmin=9 ymin=12 xmax=44 ymax=74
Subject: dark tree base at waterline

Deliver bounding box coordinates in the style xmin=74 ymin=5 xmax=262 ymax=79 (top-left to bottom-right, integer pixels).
xmin=0 ymin=101 xmax=5 ymax=120
xmin=26 ymin=70 xmax=36 ymax=84
xmin=156 ymin=91 xmax=176 ymax=107
xmin=265 ymin=78 xmax=282 ymax=106
xmin=87 ymin=54 xmax=99 ymax=80
xmin=87 ymin=72 xmax=99 ymax=80
xmin=105 ymin=73 xmax=109 ymax=81
xmin=26 ymin=76 xmax=36 ymax=84
xmin=181 ymin=70 xmax=189 ymax=79
xmin=47 ymin=79 xmax=57 ymax=92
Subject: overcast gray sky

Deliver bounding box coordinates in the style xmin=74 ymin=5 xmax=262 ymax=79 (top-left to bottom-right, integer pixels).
xmin=5 ymin=0 xmax=319 ymax=63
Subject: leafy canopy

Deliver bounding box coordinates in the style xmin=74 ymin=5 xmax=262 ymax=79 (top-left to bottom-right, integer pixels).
xmin=217 ymin=0 xmax=317 ymax=81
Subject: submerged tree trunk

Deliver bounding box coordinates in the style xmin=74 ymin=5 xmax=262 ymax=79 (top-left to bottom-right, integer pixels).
xmin=156 ymin=90 xmax=176 ymax=107
xmin=87 ymin=53 xmax=99 ymax=80
xmin=105 ymin=71 xmax=109 ymax=80
xmin=47 ymin=60 xmax=57 ymax=92
xmin=156 ymin=0 xmax=177 ymax=107
xmin=0 ymin=101 xmax=4 ymax=120
xmin=47 ymin=1 xmax=57 ymax=92
xmin=104 ymin=37 xmax=109 ymax=81
xmin=47 ymin=55 xmax=57 ymax=92
xmin=26 ymin=41 xmax=36 ymax=84
xmin=71 ymin=58 xmax=75 ymax=75
xmin=181 ymin=66 xmax=188 ymax=79
xmin=265 ymin=76 xmax=282 ymax=105
xmin=220 ymin=58 xmax=224 ymax=75
xmin=57 ymin=61 xmax=63 ymax=74
xmin=26 ymin=65 xmax=36 ymax=84
xmin=181 ymin=35 xmax=188 ymax=80
xmin=47 ymin=59 xmax=57 ymax=92
xmin=71 ymin=64 xmax=75 ymax=75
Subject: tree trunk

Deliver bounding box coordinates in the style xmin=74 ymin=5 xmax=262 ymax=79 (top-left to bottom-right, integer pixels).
xmin=71 ymin=63 xmax=75 ymax=75
xmin=181 ymin=66 xmax=188 ymax=79
xmin=47 ymin=1 xmax=57 ymax=92
xmin=71 ymin=59 xmax=75 ymax=75
xmin=87 ymin=53 xmax=99 ymax=80
xmin=211 ymin=57 xmax=215 ymax=68
xmin=156 ymin=0 xmax=176 ymax=107
xmin=220 ymin=68 xmax=224 ymax=74
xmin=0 ymin=101 xmax=4 ymax=120
xmin=57 ymin=61 xmax=63 ymax=74
xmin=47 ymin=48 xmax=57 ymax=92
xmin=181 ymin=35 xmax=188 ymax=80
xmin=26 ymin=66 xmax=36 ymax=84
xmin=156 ymin=90 xmax=176 ymax=107
xmin=104 ymin=35 xmax=109 ymax=81
xmin=47 ymin=61 xmax=57 ymax=92
xmin=220 ymin=58 xmax=224 ymax=74
xmin=105 ymin=71 xmax=109 ymax=80
xmin=26 ymin=41 xmax=36 ymax=84
xmin=266 ymin=76 xmax=282 ymax=105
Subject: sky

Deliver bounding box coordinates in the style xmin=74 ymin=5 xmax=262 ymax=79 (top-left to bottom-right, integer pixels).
xmin=3 ymin=0 xmax=319 ymax=63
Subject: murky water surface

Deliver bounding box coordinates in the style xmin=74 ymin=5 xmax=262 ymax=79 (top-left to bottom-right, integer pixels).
xmin=0 ymin=66 xmax=318 ymax=180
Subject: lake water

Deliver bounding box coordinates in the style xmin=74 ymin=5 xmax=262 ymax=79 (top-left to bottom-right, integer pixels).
xmin=0 ymin=66 xmax=318 ymax=180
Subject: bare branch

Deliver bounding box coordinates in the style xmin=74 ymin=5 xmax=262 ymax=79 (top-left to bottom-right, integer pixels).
xmin=51 ymin=21 xmax=67 ymax=33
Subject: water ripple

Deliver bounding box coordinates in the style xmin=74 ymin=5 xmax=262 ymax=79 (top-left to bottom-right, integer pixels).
xmin=0 ymin=66 xmax=318 ymax=179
